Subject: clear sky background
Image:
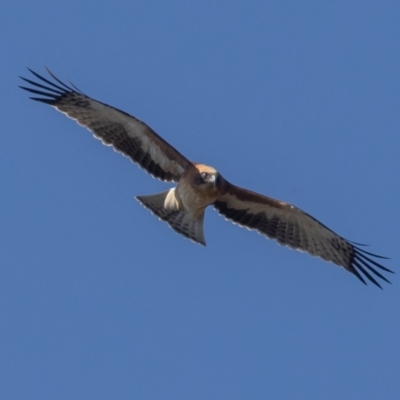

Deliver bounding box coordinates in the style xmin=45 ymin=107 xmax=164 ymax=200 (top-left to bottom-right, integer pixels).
xmin=2 ymin=1 xmax=400 ymax=399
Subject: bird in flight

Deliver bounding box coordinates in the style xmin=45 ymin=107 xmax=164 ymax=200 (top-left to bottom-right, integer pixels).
xmin=19 ymin=68 xmax=392 ymax=288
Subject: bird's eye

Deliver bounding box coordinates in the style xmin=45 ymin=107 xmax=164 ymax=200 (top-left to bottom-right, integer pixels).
xmin=201 ymin=172 xmax=210 ymax=180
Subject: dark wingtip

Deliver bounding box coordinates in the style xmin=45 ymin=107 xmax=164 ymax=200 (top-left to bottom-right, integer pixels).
xmin=352 ymin=259 xmax=383 ymax=289
xmin=351 ymin=266 xmax=368 ymax=286
xmin=29 ymin=97 xmax=56 ymax=104
xmin=350 ymin=244 xmax=393 ymax=288
xmin=22 ymin=67 xmax=74 ymax=94
xmin=67 ymin=78 xmax=84 ymax=94
xmin=44 ymin=66 xmax=75 ymax=91
xmin=355 ymin=247 xmax=391 ymax=260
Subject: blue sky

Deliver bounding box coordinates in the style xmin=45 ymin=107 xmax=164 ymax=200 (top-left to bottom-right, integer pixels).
xmin=2 ymin=1 xmax=400 ymax=398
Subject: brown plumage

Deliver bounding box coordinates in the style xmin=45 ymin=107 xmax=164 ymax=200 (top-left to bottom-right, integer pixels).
xmin=19 ymin=68 xmax=393 ymax=288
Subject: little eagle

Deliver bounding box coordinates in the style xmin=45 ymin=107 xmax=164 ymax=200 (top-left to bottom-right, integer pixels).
xmin=19 ymin=68 xmax=393 ymax=288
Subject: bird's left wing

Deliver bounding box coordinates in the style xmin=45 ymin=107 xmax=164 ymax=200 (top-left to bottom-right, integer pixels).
xmin=214 ymin=182 xmax=392 ymax=288
xmin=20 ymin=68 xmax=193 ymax=182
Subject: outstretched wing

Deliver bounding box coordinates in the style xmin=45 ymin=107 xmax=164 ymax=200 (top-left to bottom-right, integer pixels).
xmin=214 ymin=182 xmax=393 ymax=288
xmin=19 ymin=68 xmax=193 ymax=182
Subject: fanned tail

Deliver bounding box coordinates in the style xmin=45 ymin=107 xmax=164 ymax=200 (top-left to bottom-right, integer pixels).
xmin=136 ymin=190 xmax=206 ymax=246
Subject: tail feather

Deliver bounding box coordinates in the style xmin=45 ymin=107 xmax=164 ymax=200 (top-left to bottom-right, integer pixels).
xmin=136 ymin=189 xmax=206 ymax=246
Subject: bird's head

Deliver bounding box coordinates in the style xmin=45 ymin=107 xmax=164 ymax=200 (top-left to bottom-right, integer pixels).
xmin=195 ymin=164 xmax=221 ymax=188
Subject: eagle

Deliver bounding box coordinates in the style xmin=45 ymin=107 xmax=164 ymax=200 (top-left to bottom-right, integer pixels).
xmin=19 ymin=68 xmax=393 ymax=288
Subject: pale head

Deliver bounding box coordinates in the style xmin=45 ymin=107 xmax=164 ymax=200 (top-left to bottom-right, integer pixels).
xmin=194 ymin=164 xmax=221 ymax=187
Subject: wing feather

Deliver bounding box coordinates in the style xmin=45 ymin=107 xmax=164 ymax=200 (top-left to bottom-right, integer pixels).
xmin=214 ymin=182 xmax=393 ymax=288
xmin=20 ymin=68 xmax=192 ymax=182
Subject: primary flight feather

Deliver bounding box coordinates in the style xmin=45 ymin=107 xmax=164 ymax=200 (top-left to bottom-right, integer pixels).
xmin=19 ymin=68 xmax=393 ymax=288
